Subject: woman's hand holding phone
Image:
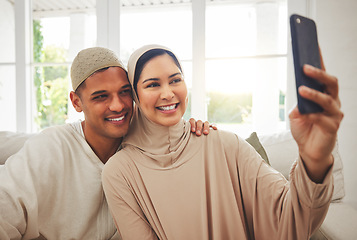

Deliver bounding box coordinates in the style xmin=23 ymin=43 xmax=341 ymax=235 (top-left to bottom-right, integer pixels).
xmin=289 ymin=51 xmax=343 ymax=183
xmin=289 ymin=14 xmax=343 ymax=183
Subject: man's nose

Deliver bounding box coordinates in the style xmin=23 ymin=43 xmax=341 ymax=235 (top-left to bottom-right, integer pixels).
xmin=108 ymin=95 xmax=125 ymax=112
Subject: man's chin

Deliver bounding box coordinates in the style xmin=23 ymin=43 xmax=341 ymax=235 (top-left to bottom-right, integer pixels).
xmin=109 ymin=126 xmax=129 ymax=139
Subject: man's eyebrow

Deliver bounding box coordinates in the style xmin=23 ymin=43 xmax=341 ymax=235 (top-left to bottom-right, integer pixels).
xmin=90 ymin=84 xmax=131 ymax=96
xmin=91 ymin=90 xmax=106 ymax=96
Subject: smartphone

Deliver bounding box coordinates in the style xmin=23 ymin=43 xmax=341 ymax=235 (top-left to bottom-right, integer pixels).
xmin=290 ymin=14 xmax=324 ymax=114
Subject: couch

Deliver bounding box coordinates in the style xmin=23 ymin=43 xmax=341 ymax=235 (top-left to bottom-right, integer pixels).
xmin=1 ymin=130 xmax=357 ymax=239
xmin=257 ymin=130 xmax=357 ymax=240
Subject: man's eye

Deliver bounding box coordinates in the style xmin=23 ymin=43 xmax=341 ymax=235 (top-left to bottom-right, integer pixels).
xmin=120 ymin=89 xmax=132 ymax=95
xmin=93 ymin=95 xmax=107 ymax=100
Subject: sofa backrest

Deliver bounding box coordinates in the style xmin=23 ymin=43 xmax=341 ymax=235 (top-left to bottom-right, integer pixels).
xmin=1 ymin=130 xmax=345 ymax=202
xmin=259 ymin=130 xmax=345 ymax=202
xmin=0 ymin=131 xmax=35 ymax=165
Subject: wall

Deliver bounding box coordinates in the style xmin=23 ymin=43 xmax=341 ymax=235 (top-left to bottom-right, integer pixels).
xmin=315 ymin=0 xmax=357 ymax=209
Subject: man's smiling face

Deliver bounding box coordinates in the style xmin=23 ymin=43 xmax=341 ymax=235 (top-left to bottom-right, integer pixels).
xmin=72 ymin=66 xmax=133 ymax=142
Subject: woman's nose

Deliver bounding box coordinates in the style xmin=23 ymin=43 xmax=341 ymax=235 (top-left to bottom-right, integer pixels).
xmin=160 ymin=86 xmax=174 ymax=100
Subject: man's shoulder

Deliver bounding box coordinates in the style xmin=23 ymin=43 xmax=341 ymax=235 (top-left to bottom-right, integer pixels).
xmin=23 ymin=124 xmax=84 ymax=153
xmin=40 ymin=123 xmax=73 ymax=134
xmin=39 ymin=124 xmax=79 ymax=140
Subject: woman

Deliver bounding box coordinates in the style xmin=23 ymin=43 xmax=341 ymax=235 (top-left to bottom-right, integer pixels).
xmin=102 ymin=44 xmax=343 ymax=240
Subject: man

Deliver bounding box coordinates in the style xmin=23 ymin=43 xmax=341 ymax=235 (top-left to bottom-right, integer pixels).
xmin=0 ymin=47 xmax=211 ymax=240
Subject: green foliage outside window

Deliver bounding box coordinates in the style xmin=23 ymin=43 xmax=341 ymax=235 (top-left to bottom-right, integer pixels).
xmin=33 ymin=20 xmax=69 ymax=129
xmin=33 ymin=20 xmax=43 ymax=63
xmin=207 ymin=91 xmax=252 ymax=124
xmin=279 ymin=90 xmax=285 ymax=121
xmin=183 ymin=91 xmax=252 ymax=124
xmin=182 ymin=92 xmax=191 ymax=121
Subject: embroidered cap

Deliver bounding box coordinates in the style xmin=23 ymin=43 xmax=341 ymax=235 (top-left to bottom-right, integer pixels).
xmin=70 ymin=47 xmax=125 ymax=91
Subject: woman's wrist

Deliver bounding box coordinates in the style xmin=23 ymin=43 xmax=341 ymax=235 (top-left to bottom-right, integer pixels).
xmin=300 ymin=154 xmax=334 ymax=183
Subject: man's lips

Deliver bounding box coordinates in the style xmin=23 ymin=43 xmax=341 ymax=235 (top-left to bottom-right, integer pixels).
xmin=105 ymin=114 xmax=126 ymax=122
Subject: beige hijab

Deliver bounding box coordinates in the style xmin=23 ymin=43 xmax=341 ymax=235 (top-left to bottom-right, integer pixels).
xmin=122 ymin=44 xmax=196 ymax=168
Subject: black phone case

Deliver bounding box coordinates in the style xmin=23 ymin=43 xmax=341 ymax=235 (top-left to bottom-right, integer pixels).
xmin=290 ymin=14 xmax=324 ymax=114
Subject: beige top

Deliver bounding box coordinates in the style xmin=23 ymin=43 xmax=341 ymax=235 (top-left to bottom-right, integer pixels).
xmin=103 ymin=130 xmax=333 ymax=240
xmin=102 ymin=45 xmax=334 ymax=240
xmin=0 ymin=123 xmax=119 ymax=240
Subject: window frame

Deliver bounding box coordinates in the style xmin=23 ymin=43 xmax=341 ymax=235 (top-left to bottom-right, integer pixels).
xmin=11 ymin=0 xmax=313 ymax=133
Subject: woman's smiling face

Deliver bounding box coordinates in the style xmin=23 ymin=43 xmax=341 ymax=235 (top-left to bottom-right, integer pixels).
xmin=136 ymin=53 xmax=188 ymax=127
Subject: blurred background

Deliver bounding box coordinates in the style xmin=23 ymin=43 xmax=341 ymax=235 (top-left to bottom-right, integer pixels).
xmin=0 ymin=0 xmax=356 ymax=210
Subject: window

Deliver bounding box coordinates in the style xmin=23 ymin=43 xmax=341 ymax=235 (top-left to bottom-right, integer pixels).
xmin=32 ymin=17 xmax=70 ymax=130
xmin=32 ymin=13 xmax=97 ymax=130
xmin=0 ymin=0 xmax=16 ymax=131
xmin=0 ymin=65 xmax=16 ymax=131
xmin=119 ymin=1 xmax=287 ymax=137
xmin=2 ymin=0 xmax=299 ymax=134
xmin=120 ymin=4 xmax=192 ymax=62
xmin=205 ymin=0 xmax=287 ymax=136
xmin=119 ymin=3 xmax=193 ymax=120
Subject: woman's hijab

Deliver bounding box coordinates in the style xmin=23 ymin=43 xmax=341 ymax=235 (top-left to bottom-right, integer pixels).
xmin=122 ymin=44 xmax=196 ymax=168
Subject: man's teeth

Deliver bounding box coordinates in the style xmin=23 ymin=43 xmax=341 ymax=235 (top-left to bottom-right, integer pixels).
xmin=159 ymin=104 xmax=176 ymax=111
xmin=108 ymin=116 xmax=125 ymax=121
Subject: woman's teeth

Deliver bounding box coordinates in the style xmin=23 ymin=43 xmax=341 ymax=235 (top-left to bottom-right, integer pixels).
xmin=158 ymin=104 xmax=176 ymax=111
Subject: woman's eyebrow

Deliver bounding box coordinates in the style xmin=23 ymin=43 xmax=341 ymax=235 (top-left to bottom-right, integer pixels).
xmin=142 ymin=73 xmax=181 ymax=84
xmin=169 ymin=73 xmax=182 ymax=78
xmin=142 ymin=78 xmax=159 ymax=84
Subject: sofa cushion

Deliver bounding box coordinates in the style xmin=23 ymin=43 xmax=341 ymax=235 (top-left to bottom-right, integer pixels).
xmin=258 ymin=130 xmax=345 ymax=202
xmin=0 ymin=131 xmax=35 ymax=165
xmin=245 ymin=132 xmax=270 ymax=165
xmin=310 ymin=202 xmax=357 ymax=240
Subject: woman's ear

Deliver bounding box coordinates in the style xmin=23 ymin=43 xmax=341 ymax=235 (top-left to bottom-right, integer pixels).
xmin=70 ymin=91 xmax=83 ymax=113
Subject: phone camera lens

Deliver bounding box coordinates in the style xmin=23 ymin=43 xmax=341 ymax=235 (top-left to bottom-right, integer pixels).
xmin=296 ymin=18 xmax=301 ymax=24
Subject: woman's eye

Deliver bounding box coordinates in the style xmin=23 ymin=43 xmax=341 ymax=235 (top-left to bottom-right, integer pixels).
xmin=171 ymin=78 xmax=182 ymax=84
xmin=147 ymin=83 xmax=159 ymax=88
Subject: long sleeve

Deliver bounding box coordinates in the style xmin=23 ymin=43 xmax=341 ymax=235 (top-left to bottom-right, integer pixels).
xmin=0 ymin=125 xmax=118 ymax=240
xmin=0 ymin=134 xmax=54 ymax=240
xmin=236 ymin=136 xmax=334 ymax=240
